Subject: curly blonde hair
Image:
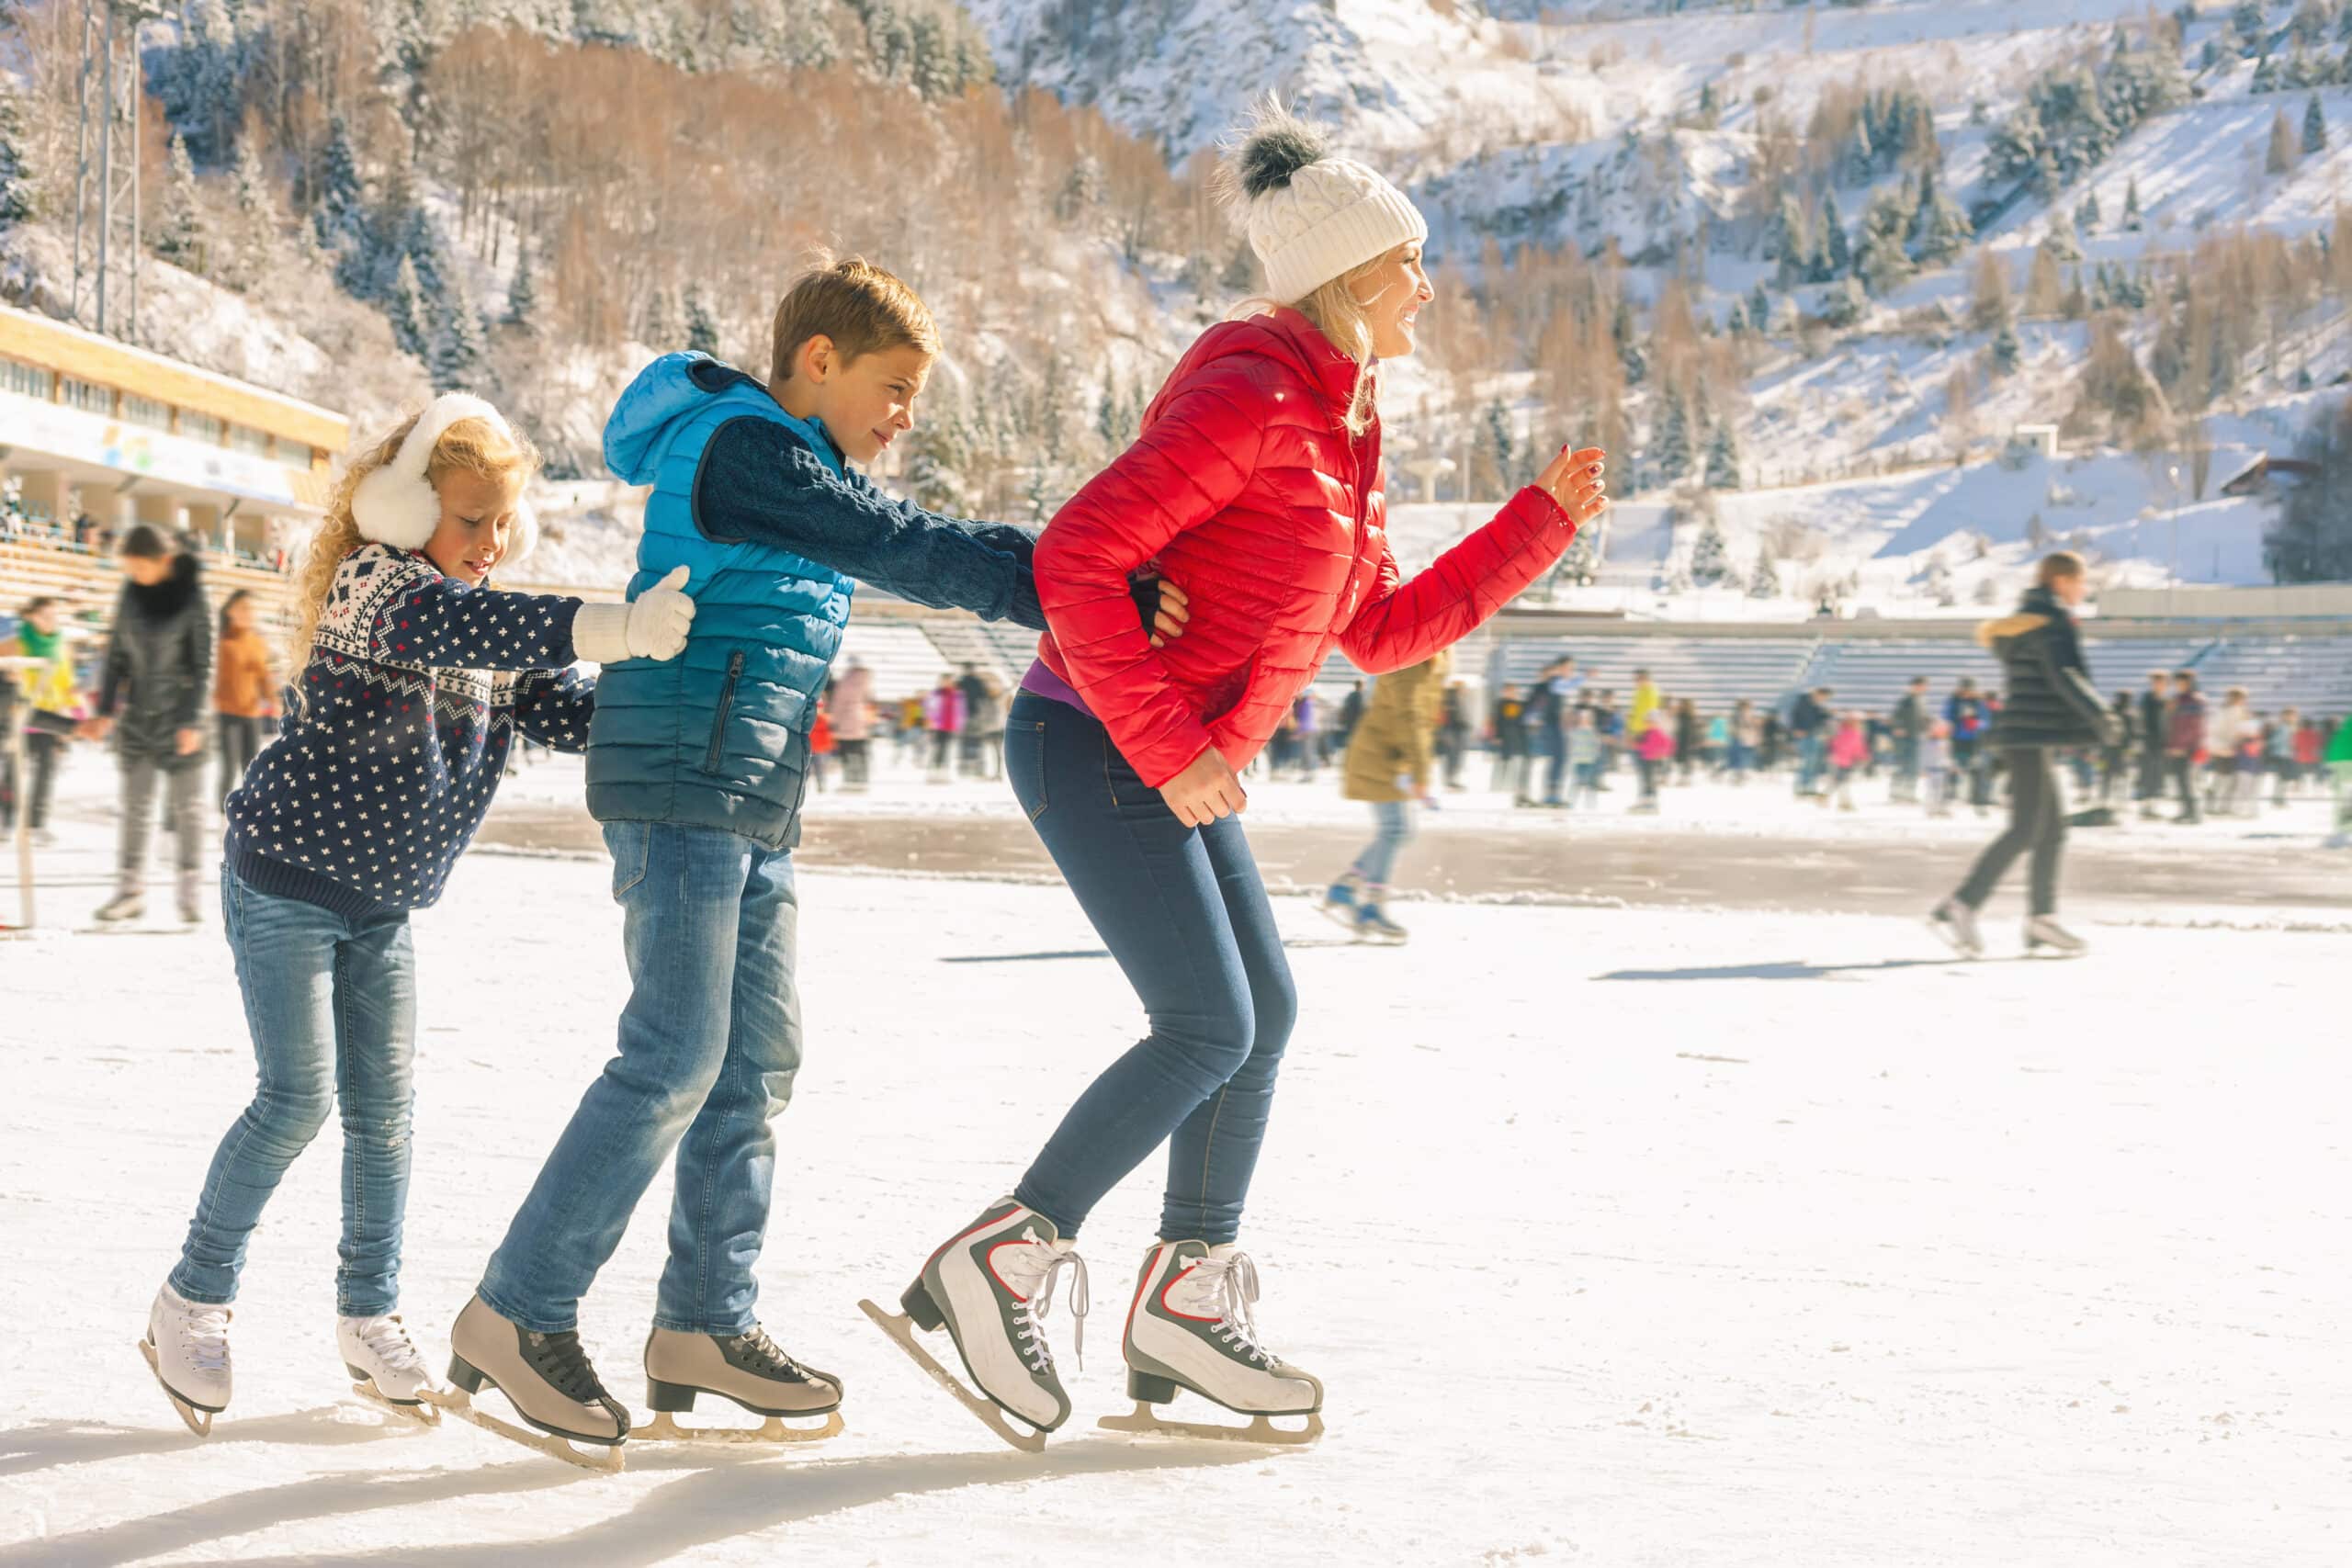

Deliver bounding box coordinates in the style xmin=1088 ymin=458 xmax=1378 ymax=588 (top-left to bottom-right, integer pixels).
xmin=286 ymin=409 xmax=539 ymax=708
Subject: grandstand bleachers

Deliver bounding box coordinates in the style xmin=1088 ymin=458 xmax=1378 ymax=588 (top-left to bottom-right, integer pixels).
xmin=2197 ymin=632 xmax=2352 ymax=716
xmin=1484 ymin=635 xmax=1820 ymax=712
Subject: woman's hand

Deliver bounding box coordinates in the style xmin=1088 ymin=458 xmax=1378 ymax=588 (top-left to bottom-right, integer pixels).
xmin=1536 ymin=446 xmax=1610 ymax=528
xmin=1159 ymin=744 xmax=1247 ymax=827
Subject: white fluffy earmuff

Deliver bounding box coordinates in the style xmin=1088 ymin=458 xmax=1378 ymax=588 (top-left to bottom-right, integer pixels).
xmin=348 ymin=392 xmax=540 ymax=570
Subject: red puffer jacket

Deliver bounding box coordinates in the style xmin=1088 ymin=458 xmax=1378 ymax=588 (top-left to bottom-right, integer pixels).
xmin=1034 ymin=307 xmax=1578 ymax=787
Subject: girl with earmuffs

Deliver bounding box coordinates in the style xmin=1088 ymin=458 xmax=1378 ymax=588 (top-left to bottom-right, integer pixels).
xmin=137 ymin=395 xmax=697 ymax=1437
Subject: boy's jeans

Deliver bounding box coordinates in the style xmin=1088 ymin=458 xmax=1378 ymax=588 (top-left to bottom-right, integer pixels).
xmin=171 ymin=867 xmax=416 ymax=1314
xmin=480 ymin=820 xmax=803 ymax=1336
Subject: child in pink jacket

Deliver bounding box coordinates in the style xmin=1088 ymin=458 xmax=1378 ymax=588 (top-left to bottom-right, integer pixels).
xmin=1633 ymin=713 xmax=1675 ymax=814
xmin=1828 ymin=713 xmax=1869 ymax=811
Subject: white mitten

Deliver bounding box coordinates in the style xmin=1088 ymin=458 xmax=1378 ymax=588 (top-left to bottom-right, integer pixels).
xmin=573 ymin=566 xmax=696 ymax=663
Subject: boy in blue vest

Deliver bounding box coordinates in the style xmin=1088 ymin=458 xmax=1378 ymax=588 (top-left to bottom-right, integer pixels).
xmin=449 ymin=259 xmax=1186 ymax=1457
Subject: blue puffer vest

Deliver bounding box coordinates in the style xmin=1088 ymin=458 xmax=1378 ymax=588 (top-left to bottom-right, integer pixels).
xmin=585 ymin=353 xmax=854 ymax=850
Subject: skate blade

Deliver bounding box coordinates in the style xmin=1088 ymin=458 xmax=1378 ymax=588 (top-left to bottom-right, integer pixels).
xmin=350 ymin=1381 xmax=441 ymax=1425
xmin=1097 ymin=1401 xmax=1324 ymax=1447
xmin=856 ymin=1299 xmax=1047 ymax=1455
xmin=635 ymin=1408 xmax=844 ymax=1446
xmin=139 ymin=1337 xmax=218 ymax=1438
xmin=416 ymin=1386 xmax=625 ymax=1472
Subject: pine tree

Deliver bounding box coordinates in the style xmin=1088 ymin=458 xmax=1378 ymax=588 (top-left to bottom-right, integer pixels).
xmin=1766 ymin=190 xmax=1807 ymax=265
xmin=224 ymin=138 xmax=278 ymax=291
xmin=2306 ymin=92 xmax=2329 ymax=153
xmin=1818 ymin=276 xmax=1867 ymax=329
xmin=2122 ymin=175 xmax=2144 ymax=231
xmin=1819 ymin=192 xmax=1851 ymax=277
xmin=1654 ymin=394 xmax=1692 ymax=483
xmin=1748 ymin=548 xmax=1781 ymax=598
xmin=2043 ymin=208 xmax=2084 ymax=264
xmin=1483 ymin=399 xmax=1517 ymax=494
xmin=2268 ymin=107 xmax=2300 ymax=174
xmin=154 ymin=134 xmax=207 ymax=274
xmin=505 ymin=236 xmax=539 ymax=333
xmin=386 ymin=254 xmax=428 ymax=360
xmin=1612 ymin=297 xmax=1647 ymax=385
xmin=430 ymin=285 xmax=489 ymax=393
xmin=2075 ymin=186 xmax=2102 ymax=233
xmin=1704 ymin=419 xmax=1741 ymax=490
xmin=1858 ymin=223 xmax=1914 ymax=296
xmin=1749 ymin=281 xmax=1772 ymax=333
xmin=0 ymin=73 xmax=36 ymax=226
xmin=1725 ymin=298 xmax=1748 ymax=335
xmin=643 ymin=287 xmax=681 ymax=348
xmin=2254 ymin=51 xmax=2283 ymax=94
xmin=311 ymin=117 xmax=368 ymax=255
xmin=684 ymin=286 xmax=720 ymax=356
xmin=1909 ymin=166 xmax=1973 ymax=265
xmin=1926 ymin=554 xmax=1957 ymax=606
xmin=1991 ymin=320 xmax=2023 ymax=377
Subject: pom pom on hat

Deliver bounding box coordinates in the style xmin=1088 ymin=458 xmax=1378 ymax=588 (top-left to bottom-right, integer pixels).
xmin=1218 ymin=96 xmax=1428 ymax=306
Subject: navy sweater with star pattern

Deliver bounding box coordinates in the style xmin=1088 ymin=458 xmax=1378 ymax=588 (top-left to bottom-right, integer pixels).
xmin=222 ymin=543 xmax=594 ymax=920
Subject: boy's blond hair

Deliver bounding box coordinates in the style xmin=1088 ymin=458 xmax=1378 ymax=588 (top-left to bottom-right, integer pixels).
xmin=768 ymin=256 xmax=940 ymax=387
xmin=288 ymin=411 xmax=538 ymax=707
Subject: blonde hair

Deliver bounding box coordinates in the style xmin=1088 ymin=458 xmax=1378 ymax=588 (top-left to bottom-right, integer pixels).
xmin=768 ymin=254 xmax=940 ymax=387
xmin=287 ymin=410 xmax=539 ymax=704
xmin=2035 ymin=549 xmax=2086 ymax=587
xmin=1230 ymin=245 xmax=1400 ymax=440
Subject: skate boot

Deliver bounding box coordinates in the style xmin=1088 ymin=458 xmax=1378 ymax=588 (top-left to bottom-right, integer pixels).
xmin=1928 ymin=899 xmax=1984 ymax=959
xmin=1317 ymin=872 xmax=1362 ymax=930
xmin=177 ymin=869 xmax=204 ymax=925
xmin=865 ymin=1197 xmax=1088 ymax=1451
xmin=435 ymin=1294 xmax=628 ymax=1471
xmin=340 ymin=1313 xmax=440 ymax=1419
xmin=639 ymin=1325 xmax=844 ymax=1444
xmin=142 ymin=1281 xmax=232 ymax=1436
xmin=95 ymin=887 xmax=144 ymax=923
xmin=1101 ymin=1241 xmax=1323 ymax=1445
xmin=2023 ymin=915 xmax=2088 ymax=957
xmin=1354 ymin=889 xmax=1408 ymax=944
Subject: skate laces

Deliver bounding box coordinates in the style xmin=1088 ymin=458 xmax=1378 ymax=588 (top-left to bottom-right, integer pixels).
xmin=1182 ymin=1252 xmax=1273 ymax=1367
xmin=345 ymin=1314 xmax=425 ymax=1375
xmin=1002 ymin=1231 xmax=1090 ymax=1375
xmin=523 ymin=1328 xmax=609 ymax=1402
xmin=728 ymin=1326 xmax=808 ymax=1382
xmin=175 ymin=1300 xmax=232 ymax=1374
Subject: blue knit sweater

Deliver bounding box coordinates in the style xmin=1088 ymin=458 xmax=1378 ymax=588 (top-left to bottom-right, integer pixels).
xmin=222 ymin=544 xmax=594 ymax=919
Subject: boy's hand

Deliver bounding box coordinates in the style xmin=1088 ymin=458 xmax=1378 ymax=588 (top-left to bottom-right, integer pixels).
xmin=1129 ymin=575 xmax=1192 ymax=649
xmin=1160 ymin=745 xmax=1247 ymax=827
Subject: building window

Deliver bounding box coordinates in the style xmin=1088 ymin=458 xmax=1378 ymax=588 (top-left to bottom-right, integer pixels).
xmin=59 ymin=377 xmax=113 ymax=416
xmin=228 ymin=424 xmax=272 ymax=458
xmin=0 ymin=357 xmax=52 ymax=400
xmin=122 ymin=393 xmax=172 ymax=431
xmin=181 ymin=411 xmax=223 ymax=444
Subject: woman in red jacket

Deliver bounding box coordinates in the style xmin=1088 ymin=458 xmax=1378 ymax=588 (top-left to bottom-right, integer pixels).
xmin=893 ymin=106 xmax=1608 ymax=1443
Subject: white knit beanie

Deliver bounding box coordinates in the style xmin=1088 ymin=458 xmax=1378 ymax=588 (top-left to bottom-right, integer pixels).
xmin=1223 ymin=102 xmax=1428 ymax=306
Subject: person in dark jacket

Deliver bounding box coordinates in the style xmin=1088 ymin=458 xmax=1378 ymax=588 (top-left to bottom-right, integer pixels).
xmin=2100 ymin=691 xmax=2135 ymax=804
xmin=2135 ymin=670 xmax=2170 ymax=818
xmin=1930 ymin=553 xmax=2119 ymax=958
xmin=1890 ymin=676 xmax=1929 ymax=801
xmin=2165 ymin=669 xmax=2208 ymax=823
xmin=1487 ymin=683 xmax=1528 ymax=795
xmin=83 ymin=526 xmax=212 ymax=923
xmin=1789 ymin=686 xmax=1832 ymax=796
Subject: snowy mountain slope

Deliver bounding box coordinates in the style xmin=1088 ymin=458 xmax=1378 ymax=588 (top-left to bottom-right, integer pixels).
xmin=956 ymin=0 xmax=1600 ymax=164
